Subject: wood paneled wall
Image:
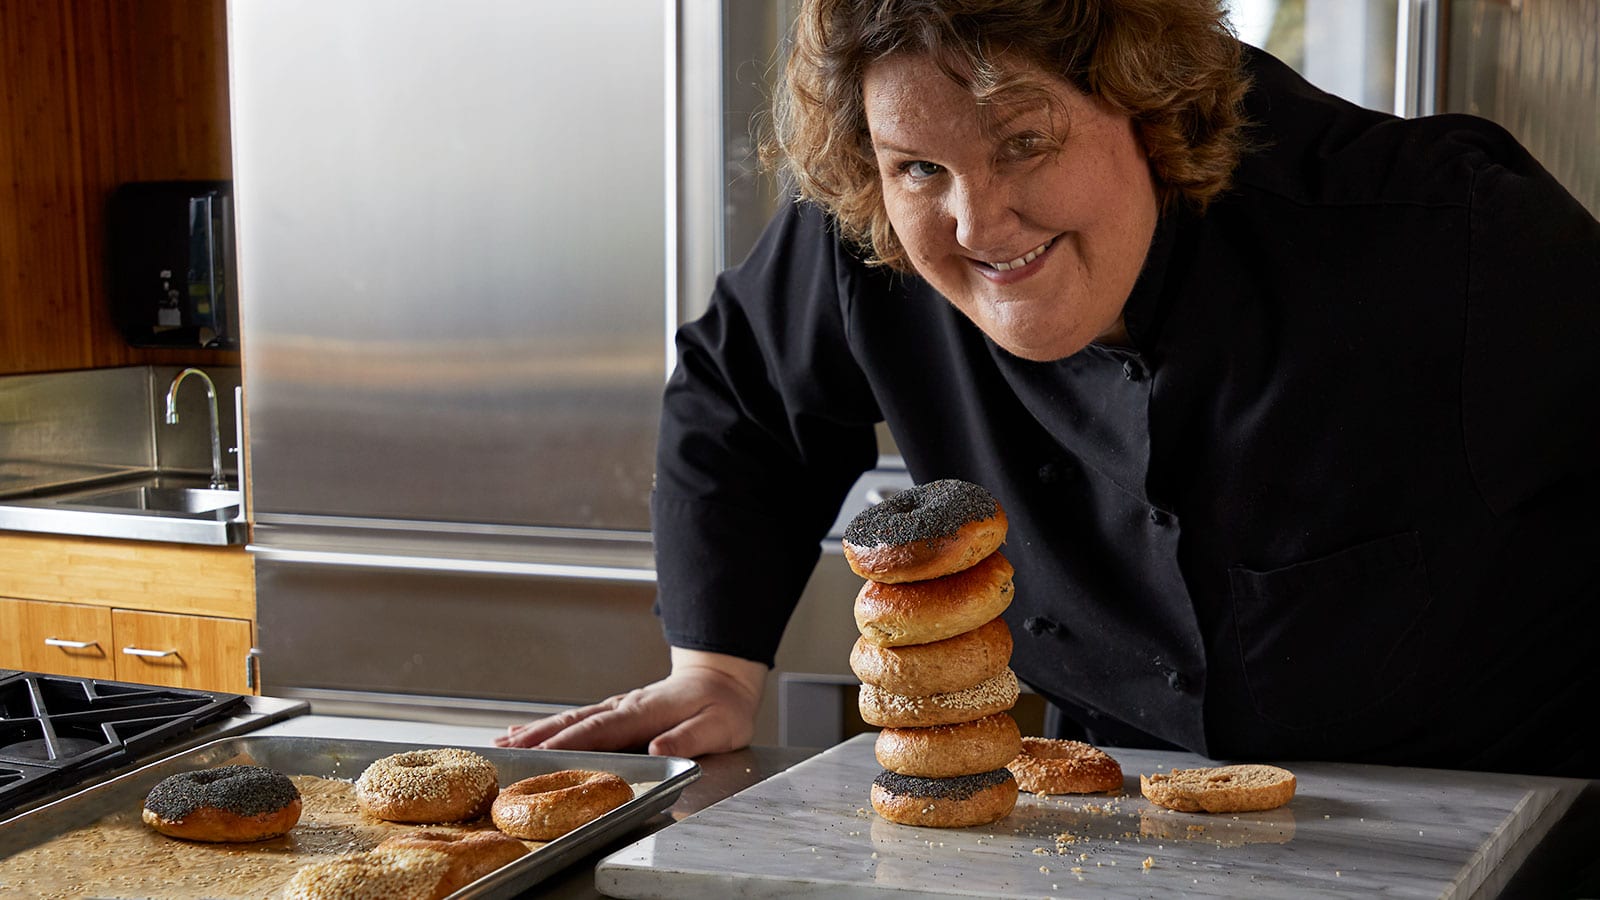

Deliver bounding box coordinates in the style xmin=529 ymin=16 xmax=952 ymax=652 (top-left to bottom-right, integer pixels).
xmin=0 ymin=0 xmax=239 ymax=375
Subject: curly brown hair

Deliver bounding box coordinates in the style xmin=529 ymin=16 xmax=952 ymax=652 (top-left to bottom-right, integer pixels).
xmin=766 ymin=0 xmax=1251 ymax=270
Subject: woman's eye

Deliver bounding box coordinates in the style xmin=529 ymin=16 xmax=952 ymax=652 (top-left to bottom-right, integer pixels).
xmin=899 ymin=160 xmax=943 ymax=179
xmin=1002 ymin=132 xmax=1051 ymax=161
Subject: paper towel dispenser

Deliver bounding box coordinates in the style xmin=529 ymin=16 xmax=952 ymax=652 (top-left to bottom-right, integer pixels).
xmin=108 ymin=180 xmax=239 ymax=350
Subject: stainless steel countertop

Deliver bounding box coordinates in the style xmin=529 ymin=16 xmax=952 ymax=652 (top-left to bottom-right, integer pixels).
xmin=0 ymin=473 xmax=244 ymax=545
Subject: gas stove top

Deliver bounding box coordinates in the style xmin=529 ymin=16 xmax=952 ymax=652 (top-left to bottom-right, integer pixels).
xmin=0 ymin=671 xmax=251 ymax=816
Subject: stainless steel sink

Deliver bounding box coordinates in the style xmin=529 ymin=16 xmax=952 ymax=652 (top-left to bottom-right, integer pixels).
xmin=0 ymin=474 xmax=245 ymax=545
xmin=66 ymin=485 xmax=240 ymax=515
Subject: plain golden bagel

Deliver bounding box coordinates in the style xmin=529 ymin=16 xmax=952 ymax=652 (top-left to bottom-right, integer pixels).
xmin=851 ymin=615 xmax=1012 ymax=695
xmin=140 ymin=764 xmax=302 ymax=843
xmin=859 ymin=667 xmax=1019 ymax=728
xmin=377 ymin=829 xmax=530 ymax=890
xmin=491 ymin=769 xmax=634 ymax=841
xmin=854 ymin=552 xmax=1015 ymax=647
xmin=870 ymin=768 xmax=1018 ymax=828
xmin=1007 ymin=738 xmax=1125 ymax=795
xmin=355 ymin=748 xmax=500 ymax=824
xmin=875 ymin=712 xmax=1022 ymax=778
xmin=842 ymin=479 xmax=1007 ymax=583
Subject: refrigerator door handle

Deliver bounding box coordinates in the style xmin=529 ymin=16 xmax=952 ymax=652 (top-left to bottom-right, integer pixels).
xmin=246 ymin=544 xmax=657 ymax=583
xmin=670 ymin=0 xmax=725 ymax=362
xmin=1395 ymin=0 xmax=1441 ymax=117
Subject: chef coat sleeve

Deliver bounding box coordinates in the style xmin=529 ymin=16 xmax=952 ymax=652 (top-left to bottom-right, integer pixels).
xmin=651 ymin=200 xmax=882 ymax=666
xmin=1455 ymin=119 xmax=1600 ymax=515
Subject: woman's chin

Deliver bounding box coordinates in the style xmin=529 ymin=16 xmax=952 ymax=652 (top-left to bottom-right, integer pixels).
xmin=956 ymin=297 xmax=1108 ymax=362
xmin=988 ymin=329 xmax=1093 ymax=363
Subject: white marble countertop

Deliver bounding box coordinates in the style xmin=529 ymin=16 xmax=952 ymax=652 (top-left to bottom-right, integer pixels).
xmin=597 ymin=734 xmax=1595 ymax=900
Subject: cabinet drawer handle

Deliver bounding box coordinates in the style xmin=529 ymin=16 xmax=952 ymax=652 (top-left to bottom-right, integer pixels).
xmin=44 ymin=637 xmax=99 ymax=649
xmin=122 ymin=646 xmax=179 ymax=659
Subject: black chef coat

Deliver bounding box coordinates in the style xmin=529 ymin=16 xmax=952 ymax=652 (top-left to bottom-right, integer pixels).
xmin=651 ymin=46 xmax=1600 ymax=778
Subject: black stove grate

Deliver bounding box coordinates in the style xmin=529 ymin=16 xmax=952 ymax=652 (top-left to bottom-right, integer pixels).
xmin=0 ymin=671 xmax=245 ymax=813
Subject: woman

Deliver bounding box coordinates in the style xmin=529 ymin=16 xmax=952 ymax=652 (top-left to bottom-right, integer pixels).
xmin=500 ymin=0 xmax=1600 ymax=780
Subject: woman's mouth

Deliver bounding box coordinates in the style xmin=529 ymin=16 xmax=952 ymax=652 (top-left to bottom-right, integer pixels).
xmin=974 ymin=238 xmax=1056 ymax=282
xmin=991 ymin=240 xmax=1053 ymax=271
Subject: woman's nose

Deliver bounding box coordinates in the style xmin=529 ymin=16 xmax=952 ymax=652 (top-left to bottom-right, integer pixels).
xmin=949 ymin=176 xmax=1018 ymax=255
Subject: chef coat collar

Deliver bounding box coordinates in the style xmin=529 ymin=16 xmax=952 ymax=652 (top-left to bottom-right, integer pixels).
xmin=1111 ymin=208 xmax=1181 ymax=354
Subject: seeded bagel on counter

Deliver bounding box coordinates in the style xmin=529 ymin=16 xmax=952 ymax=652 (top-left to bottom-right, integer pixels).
xmin=870 ymin=768 xmax=1018 ymax=828
xmin=1008 ymin=738 xmax=1124 ymax=795
xmin=1140 ymin=764 xmax=1297 ymax=813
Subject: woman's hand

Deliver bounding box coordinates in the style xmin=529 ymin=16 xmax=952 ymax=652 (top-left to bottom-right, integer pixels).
xmin=493 ymin=647 xmax=767 ymax=758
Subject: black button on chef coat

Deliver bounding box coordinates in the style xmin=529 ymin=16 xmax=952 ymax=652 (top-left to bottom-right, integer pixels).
xmin=650 ymin=46 xmax=1600 ymax=777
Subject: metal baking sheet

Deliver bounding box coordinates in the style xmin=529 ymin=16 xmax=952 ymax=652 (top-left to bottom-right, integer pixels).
xmin=0 ymin=735 xmax=699 ymax=898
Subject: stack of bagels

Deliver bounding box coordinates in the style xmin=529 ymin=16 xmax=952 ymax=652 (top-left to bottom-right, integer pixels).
xmin=843 ymin=478 xmax=1022 ymax=828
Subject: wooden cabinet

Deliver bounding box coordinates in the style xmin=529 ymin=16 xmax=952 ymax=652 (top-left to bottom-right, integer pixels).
xmin=0 ymin=597 xmax=116 ymax=680
xmin=0 ymin=533 xmax=256 ymax=694
xmin=0 ymin=598 xmax=254 ymax=693
xmin=110 ymin=608 xmax=255 ymax=694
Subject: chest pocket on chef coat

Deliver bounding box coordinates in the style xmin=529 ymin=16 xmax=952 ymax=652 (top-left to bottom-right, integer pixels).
xmin=1228 ymin=531 xmax=1432 ymax=729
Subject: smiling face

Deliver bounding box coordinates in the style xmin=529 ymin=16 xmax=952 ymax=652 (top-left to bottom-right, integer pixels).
xmin=863 ymin=53 xmax=1160 ymax=361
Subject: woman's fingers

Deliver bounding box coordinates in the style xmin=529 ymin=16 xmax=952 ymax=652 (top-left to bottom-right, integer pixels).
xmin=492 ymin=649 xmax=767 ymax=755
xmin=494 ymin=685 xmax=694 ymax=751
xmin=494 ymin=696 xmax=621 ymax=748
xmin=647 ymin=703 xmax=747 ymax=758
xmin=533 ymin=704 xmax=657 ymax=751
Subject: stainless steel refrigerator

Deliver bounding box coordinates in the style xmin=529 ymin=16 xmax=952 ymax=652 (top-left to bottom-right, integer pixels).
xmin=228 ymin=0 xmax=853 ymax=731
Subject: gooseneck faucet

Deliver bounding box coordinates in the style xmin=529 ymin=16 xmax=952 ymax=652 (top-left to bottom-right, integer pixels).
xmin=165 ymin=367 xmax=229 ymax=490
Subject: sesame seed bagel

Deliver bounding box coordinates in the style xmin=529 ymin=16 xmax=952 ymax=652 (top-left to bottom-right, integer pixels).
xmin=141 ymin=764 xmax=302 ymax=843
xmin=854 ymin=552 xmax=1014 ymax=647
xmin=842 ymin=479 xmax=1007 ymax=584
xmin=875 ymin=712 xmax=1022 ymax=778
xmin=851 ymin=615 xmax=1013 ymax=696
xmin=1140 ymin=764 xmax=1297 ymax=813
xmin=858 ymin=667 xmax=1020 ymax=728
xmin=1008 ymin=738 xmax=1125 ymax=795
xmin=355 ymin=748 xmax=499 ymax=824
xmin=870 ymin=768 xmax=1018 ymax=828
xmin=282 ymin=847 xmax=458 ymax=900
